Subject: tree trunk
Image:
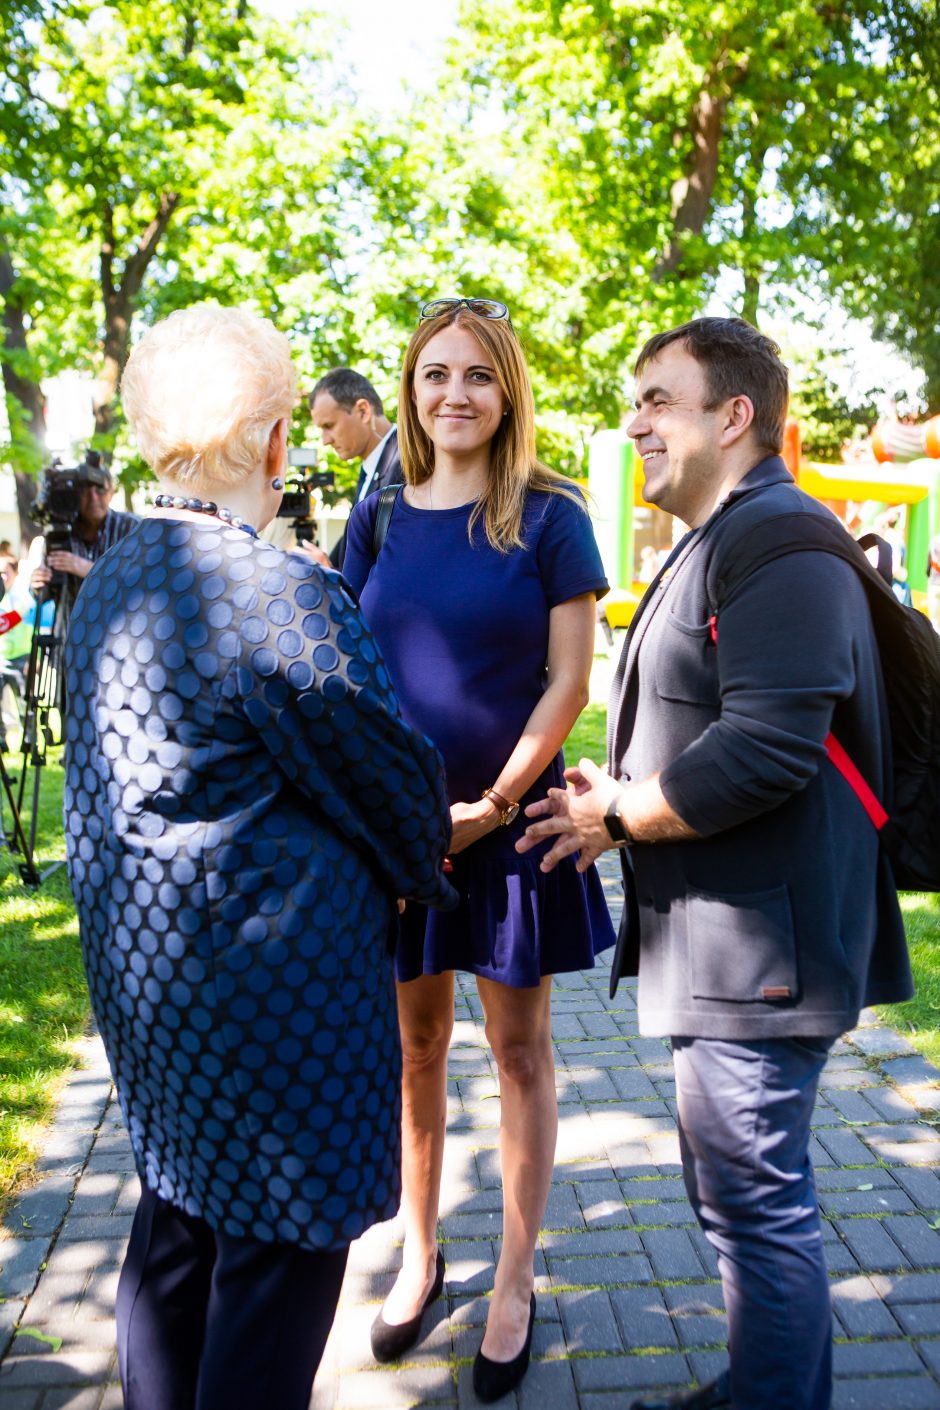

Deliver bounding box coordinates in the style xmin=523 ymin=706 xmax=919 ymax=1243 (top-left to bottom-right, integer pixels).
xmin=654 ymin=51 xmax=749 ymax=282
xmin=93 ymin=294 xmax=131 ymax=444
xmin=740 ymin=139 xmax=768 ymax=325
xmin=0 ymin=237 xmax=46 ymax=547
xmin=742 ymin=272 xmax=760 ymax=324
xmin=94 ymin=192 xmax=179 ymax=448
xmin=654 ymin=89 xmax=725 ymax=280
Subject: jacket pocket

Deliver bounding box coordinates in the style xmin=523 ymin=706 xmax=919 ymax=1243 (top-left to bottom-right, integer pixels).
xmin=686 ymin=885 xmax=798 ymax=1003
xmin=654 ymin=611 xmax=720 ymax=706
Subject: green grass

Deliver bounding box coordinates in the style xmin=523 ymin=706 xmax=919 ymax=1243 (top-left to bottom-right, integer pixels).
xmin=0 ymin=722 xmax=937 ymax=1218
xmin=563 ymin=702 xmax=607 ymax=766
xmin=879 ymin=892 xmax=940 ymax=1068
xmin=0 ymin=754 xmax=88 ymax=1208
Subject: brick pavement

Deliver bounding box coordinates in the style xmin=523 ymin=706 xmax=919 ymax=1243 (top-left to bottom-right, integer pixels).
xmin=2 ymin=851 xmax=940 ymax=1409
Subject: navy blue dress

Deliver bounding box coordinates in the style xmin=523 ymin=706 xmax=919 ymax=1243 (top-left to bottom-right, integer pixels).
xmin=343 ymin=488 xmax=616 ymax=987
xmin=64 ymin=518 xmax=453 ymax=1252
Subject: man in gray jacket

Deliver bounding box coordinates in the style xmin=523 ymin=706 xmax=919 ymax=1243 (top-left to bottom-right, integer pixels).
xmin=519 ymin=318 xmax=912 ymax=1410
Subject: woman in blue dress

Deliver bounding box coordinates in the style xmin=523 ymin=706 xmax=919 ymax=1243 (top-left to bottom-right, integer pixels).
xmin=63 ymin=305 xmax=454 ymax=1410
xmin=343 ymin=297 xmax=615 ymax=1400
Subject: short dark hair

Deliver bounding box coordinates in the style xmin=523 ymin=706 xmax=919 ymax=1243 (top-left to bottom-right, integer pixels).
xmin=635 ymin=317 xmax=789 ymax=453
xmin=308 ymin=367 xmax=383 ymax=417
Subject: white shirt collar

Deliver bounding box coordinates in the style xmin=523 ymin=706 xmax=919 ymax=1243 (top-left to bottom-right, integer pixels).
xmin=358 ymin=426 xmax=395 ymax=501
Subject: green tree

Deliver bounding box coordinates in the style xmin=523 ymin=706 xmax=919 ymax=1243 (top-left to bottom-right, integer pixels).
xmin=418 ymin=0 xmax=916 ymax=427
xmin=0 ymin=0 xmax=75 ymax=536
xmin=789 ymin=0 xmax=940 ymax=410
xmin=0 ymin=0 xmax=370 ymax=530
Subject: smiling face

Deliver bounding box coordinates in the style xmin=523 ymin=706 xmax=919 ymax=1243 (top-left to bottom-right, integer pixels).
xmin=412 ymin=324 xmax=506 ymax=461
xmin=626 ymin=343 xmax=736 ymax=528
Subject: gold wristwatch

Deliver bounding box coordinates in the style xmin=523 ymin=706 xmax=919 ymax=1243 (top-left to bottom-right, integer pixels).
xmin=482 ymin=787 xmax=520 ymax=826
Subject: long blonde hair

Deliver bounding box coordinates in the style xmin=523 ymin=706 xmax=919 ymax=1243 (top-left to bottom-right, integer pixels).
xmin=397 ymin=305 xmax=583 ymax=552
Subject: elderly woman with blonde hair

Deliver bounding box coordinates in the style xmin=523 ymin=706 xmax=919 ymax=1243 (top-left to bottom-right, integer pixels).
xmin=63 ymin=304 xmax=454 ymax=1410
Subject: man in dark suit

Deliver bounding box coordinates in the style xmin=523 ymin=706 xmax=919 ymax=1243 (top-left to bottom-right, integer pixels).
xmin=519 ymin=318 xmax=913 ymax=1410
xmin=308 ymin=368 xmax=402 ymax=569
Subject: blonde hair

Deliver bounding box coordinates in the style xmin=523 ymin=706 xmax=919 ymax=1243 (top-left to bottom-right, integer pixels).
xmin=121 ymin=305 xmax=297 ymax=493
xmin=397 ymin=305 xmax=582 ymax=551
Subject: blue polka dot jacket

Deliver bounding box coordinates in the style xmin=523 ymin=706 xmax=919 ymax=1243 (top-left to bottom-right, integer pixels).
xmin=64 ymin=519 xmax=454 ymax=1251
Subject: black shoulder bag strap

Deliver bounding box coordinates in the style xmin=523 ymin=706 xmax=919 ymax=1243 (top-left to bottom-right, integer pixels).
xmin=371 ymin=484 xmax=400 ymax=561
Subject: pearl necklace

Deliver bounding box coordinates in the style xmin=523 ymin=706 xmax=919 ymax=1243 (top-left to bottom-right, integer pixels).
xmin=153 ymin=493 xmax=259 ymax=539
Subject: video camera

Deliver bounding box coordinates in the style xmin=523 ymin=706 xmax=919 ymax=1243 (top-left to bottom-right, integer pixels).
xmin=32 ymin=450 xmax=109 ymax=547
xmin=278 ymin=448 xmax=334 ymax=545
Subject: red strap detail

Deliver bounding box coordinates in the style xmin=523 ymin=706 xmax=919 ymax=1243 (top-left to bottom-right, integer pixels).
xmin=709 ymin=612 xmax=887 ymax=832
xmin=825 ymin=732 xmax=888 ymax=831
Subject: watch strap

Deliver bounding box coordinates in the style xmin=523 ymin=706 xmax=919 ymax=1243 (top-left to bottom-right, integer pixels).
xmin=604 ymin=794 xmax=631 ymax=845
xmin=482 ymin=787 xmax=520 ymax=826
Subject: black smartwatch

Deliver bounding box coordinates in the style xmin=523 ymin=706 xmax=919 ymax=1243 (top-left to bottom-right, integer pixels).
xmin=604 ymin=794 xmax=632 ymax=846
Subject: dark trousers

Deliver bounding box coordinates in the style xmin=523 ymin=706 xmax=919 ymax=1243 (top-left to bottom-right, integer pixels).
xmin=116 ymin=1186 xmax=349 ymax=1410
xmin=672 ymin=1035 xmax=834 ymax=1410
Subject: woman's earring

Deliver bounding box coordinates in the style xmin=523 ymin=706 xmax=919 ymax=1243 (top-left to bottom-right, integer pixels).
xmin=272 ymin=476 xmax=284 ymax=491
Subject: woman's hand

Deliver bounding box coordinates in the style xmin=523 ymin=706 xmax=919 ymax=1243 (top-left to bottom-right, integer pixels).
xmin=448 ymin=798 xmax=500 ymax=854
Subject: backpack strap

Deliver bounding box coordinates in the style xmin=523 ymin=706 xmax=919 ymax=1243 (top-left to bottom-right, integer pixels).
xmin=371 ymin=485 xmax=400 ymax=561
xmin=856 ymin=531 xmax=893 ymax=586
xmin=824 ymin=733 xmax=889 ymax=830
xmin=705 ymin=514 xmax=895 ymax=833
xmin=706 ymin=512 xmax=889 ymax=605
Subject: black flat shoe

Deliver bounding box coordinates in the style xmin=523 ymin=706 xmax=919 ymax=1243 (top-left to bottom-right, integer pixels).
xmin=370 ymin=1248 xmax=445 ymax=1363
xmin=472 ymin=1292 xmax=536 ymax=1403
xmin=630 ymin=1370 xmax=732 ymax=1409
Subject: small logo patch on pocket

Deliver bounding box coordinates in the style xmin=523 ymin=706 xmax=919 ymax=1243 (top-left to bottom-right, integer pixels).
xmin=761 ymin=986 xmax=792 ymax=1000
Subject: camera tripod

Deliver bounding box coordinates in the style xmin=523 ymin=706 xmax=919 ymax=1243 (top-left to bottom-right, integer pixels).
xmin=0 ymin=579 xmax=71 ymax=887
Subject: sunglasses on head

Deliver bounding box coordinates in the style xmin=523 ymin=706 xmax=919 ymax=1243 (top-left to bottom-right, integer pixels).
xmin=419 ymin=298 xmax=513 ymax=331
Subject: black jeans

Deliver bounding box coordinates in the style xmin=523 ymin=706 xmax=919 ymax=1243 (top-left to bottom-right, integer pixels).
xmin=116 ymin=1185 xmax=348 ymax=1410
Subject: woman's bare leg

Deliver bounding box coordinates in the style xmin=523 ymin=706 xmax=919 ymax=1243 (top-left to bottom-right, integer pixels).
xmin=380 ymin=971 xmax=454 ymax=1324
xmin=476 ymin=975 xmax=556 ymax=1360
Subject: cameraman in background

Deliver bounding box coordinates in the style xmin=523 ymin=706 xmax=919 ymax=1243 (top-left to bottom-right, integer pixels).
xmin=29 ymin=451 xmax=138 ymax=599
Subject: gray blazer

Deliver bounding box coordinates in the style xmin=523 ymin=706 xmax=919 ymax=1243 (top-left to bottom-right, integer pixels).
xmin=608 ymin=456 xmax=912 ymax=1039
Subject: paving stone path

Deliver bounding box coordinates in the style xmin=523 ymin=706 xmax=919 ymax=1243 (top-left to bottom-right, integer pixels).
xmin=2 ymin=851 xmax=940 ymax=1410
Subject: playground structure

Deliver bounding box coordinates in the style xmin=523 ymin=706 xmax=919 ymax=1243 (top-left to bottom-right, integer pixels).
xmin=589 ymin=416 xmax=940 ymax=628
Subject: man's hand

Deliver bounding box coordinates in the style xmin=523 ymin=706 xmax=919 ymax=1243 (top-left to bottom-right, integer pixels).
xmin=30 ymin=566 xmax=52 ymax=594
xmin=44 ymin=552 xmax=91 ymax=579
xmin=516 ymin=757 xmax=624 ymax=874
xmin=296 ymin=541 xmax=332 ymax=569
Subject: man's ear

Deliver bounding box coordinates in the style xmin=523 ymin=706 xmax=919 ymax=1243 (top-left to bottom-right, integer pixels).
xmin=354 ymin=397 xmax=375 ymax=425
xmin=719 ymin=394 xmax=755 ymax=448
xmin=267 ymin=417 xmax=288 ymax=474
